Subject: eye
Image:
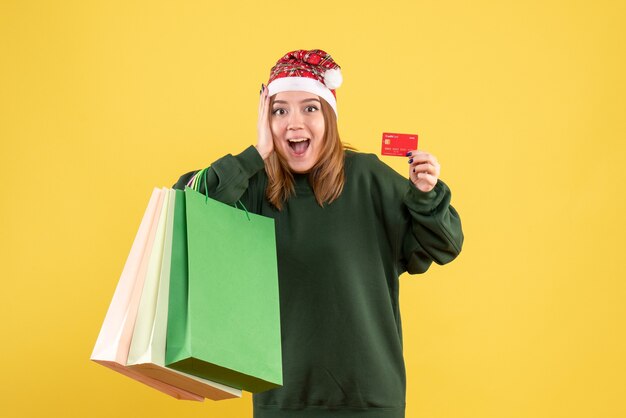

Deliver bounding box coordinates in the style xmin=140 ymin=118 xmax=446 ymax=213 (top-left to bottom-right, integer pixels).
xmin=305 ymin=106 xmax=318 ymax=112
xmin=272 ymin=108 xmax=286 ymax=116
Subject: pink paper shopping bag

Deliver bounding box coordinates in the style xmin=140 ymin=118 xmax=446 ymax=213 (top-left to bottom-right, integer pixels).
xmin=91 ymin=188 xmax=203 ymax=401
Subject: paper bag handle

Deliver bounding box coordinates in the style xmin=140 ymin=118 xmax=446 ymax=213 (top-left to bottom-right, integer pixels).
xmin=185 ymin=167 xmax=251 ymax=221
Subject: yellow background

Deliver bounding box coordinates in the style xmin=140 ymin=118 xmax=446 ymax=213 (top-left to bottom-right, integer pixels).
xmin=1 ymin=0 xmax=625 ymax=417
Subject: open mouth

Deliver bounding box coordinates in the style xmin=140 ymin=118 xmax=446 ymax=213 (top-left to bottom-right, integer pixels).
xmin=287 ymin=138 xmax=310 ymax=156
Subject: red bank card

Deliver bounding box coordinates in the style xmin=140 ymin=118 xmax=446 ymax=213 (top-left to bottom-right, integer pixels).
xmin=381 ymin=132 xmax=418 ymax=156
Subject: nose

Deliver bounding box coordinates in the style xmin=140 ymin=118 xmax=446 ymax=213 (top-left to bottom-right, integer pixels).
xmin=286 ymin=110 xmax=304 ymax=131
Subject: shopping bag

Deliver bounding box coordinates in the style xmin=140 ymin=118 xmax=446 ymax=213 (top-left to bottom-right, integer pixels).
xmin=126 ymin=189 xmax=241 ymax=400
xmin=166 ymin=169 xmax=282 ymax=393
xmin=91 ymin=188 xmax=203 ymax=401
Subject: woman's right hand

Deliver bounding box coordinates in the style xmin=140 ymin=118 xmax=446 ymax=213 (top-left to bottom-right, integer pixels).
xmin=256 ymin=83 xmax=273 ymax=160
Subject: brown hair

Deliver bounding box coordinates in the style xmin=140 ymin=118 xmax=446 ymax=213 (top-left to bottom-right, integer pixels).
xmin=264 ymin=95 xmax=355 ymax=210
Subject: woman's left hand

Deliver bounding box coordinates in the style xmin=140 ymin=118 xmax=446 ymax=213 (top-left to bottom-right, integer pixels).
xmin=407 ymin=150 xmax=440 ymax=192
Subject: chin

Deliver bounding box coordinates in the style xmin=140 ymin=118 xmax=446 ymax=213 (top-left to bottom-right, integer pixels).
xmin=276 ymin=148 xmax=317 ymax=174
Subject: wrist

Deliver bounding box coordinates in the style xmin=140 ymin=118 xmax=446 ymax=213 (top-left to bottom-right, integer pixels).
xmin=255 ymin=145 xmax=271 ymax=160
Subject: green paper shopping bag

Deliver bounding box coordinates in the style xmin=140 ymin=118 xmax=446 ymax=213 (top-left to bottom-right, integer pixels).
xmin=166 ymin=169 xmax=282 ymax=393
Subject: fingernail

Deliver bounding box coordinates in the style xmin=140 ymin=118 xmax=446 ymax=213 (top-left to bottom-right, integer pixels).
xmin=413 ymin=168 xmax=416 ymax=173
xmin=408 ymin=158 xmax=413 ymax=164
xmin=406 ymin=151 xmax=412 ymax=157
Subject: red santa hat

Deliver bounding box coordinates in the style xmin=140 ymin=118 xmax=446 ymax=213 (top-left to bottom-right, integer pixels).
xmin=267 ymin=49 xmax=343 ymax=117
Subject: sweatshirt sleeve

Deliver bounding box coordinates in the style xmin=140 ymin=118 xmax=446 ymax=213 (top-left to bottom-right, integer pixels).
xmin=172 ymin=145 xmax=266 ymax=211
xmin=400 ymin=178 xmax=464 ymax=274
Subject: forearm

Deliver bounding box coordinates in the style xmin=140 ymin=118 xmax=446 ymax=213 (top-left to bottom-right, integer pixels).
xmin=173 ymin=146 xmax=265 ymax=206
xmin=402 ymin=179 xmax=464 ymax=271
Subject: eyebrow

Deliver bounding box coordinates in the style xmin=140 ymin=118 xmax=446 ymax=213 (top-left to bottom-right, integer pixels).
xmin=272 ymin=98 xmax=321 ymax=105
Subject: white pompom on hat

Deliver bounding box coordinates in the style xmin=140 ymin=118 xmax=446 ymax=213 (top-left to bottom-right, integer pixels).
xmin=267 ymin=49 xmax=342 ymax=117
xmin=323 ymin=68 xmax=343 ymax=90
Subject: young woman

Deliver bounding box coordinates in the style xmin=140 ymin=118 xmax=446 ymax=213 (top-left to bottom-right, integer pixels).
xmin=174 ymin=49 xmax=464 ymax=418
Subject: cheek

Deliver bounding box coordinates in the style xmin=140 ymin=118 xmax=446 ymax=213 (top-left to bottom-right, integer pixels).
xmin=270 ymin=120 xmax=279 ymax=137
xmin=312 ymin=118 xmax=325 ymax=139
xmin=270 ymin=115 xmax=283 ymax=132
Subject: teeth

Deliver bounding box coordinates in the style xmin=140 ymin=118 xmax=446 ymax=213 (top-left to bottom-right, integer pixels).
xmin=287 ymin=138 xmax=309 ymax=143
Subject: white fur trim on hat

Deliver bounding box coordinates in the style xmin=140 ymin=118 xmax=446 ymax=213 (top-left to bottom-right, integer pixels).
xmin=267 ymin=76 xmax=338 ymax=118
